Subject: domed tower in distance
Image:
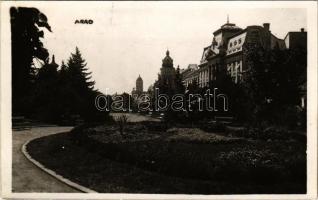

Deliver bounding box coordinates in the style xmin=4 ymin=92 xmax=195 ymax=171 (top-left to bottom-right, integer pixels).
xmin=159 ymin=50 xmax=176 ymax=89
xmin=136 ymin=74 xmax=143 ymax=94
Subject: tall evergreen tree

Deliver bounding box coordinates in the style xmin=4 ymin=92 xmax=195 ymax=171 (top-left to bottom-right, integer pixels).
xmin=67 ymin=47 xmax=95 ymax=94
xmin=65 ymin=47 xmax=99 ymax=121
xmin=175 ymin=65 xmax=185 ymax=94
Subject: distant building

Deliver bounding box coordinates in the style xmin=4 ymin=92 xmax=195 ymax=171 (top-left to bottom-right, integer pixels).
xmin=136 ymin=75 xmax=143 ymax=93
xmin=155 ymin=50 xmax=177 ymax=91
xmin=132 ymin=75 xmax=145 ymax=96
xmin=182 ymin=64 xmax=199 ymax=88
xmin=154 ymin=50 xmax=181 ymax=93
xmin=283 ymin=28 xmax=307 ymax=109
xmin=181 ymin=20 xmax=307 ymax=87
xmin=284 ymin=28 xmax=307 ymax=49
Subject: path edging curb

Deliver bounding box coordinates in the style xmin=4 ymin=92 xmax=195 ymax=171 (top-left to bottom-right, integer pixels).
xmin=22 ymin=138 xmax=98 ymax=193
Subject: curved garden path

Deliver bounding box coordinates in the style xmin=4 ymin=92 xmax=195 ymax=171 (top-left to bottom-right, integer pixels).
xmin=12 ymin=126 xmax=78 ymax=193
xmin=12 ymin=113 xmax=157 ymax=193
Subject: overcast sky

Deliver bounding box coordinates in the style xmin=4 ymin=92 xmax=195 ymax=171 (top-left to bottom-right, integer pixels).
xmin=8 ymin=2 xmax=307 ymax=94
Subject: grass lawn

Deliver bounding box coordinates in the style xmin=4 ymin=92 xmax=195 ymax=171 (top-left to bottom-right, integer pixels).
xmin=26 ymin=123 xmax=306 ymax=194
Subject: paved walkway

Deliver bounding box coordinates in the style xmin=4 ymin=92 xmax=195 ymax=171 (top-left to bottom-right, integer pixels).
xmin=12 ymin=126 xmax=78 ymax=193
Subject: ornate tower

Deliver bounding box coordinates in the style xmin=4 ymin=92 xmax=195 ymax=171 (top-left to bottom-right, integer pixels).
xmin=50 ymin=55 xmax=58 ymax=68
xmin=160 ymin=50 xmax=176 ymax=89
xmin=136 ymin=74 xmax=143 ymax=93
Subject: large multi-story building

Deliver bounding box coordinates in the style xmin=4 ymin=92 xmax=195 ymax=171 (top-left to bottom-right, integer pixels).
xmin=181 ymin=20 xmax=307 ymax=87
xmin=225 ymin=22 xmax=287 ymax=83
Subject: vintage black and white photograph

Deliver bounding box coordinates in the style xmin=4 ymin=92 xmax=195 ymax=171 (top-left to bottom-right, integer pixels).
xmin=0 ymin=1 xmax=317 ymax=199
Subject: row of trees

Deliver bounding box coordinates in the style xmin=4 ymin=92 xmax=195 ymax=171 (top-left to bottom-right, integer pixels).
xmin=33 ymin=48 xmax=105 ymax=123
xmin=11 ymin=7 xmax=105 ymax=124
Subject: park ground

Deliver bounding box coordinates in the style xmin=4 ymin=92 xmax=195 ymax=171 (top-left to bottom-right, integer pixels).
xmin=12 ymin=113 xmax=157 ymax=192
xmin=19 ymin=113 xmax=306 ymax=194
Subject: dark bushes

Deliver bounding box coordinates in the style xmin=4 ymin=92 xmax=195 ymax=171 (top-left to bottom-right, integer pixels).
xmin=71 ymin=123 xmax=305 ymax=186
xmin=225 ymin=125 xmax=306 ymax=142
xmin=200 ymin=121 xmax=226 ymax=133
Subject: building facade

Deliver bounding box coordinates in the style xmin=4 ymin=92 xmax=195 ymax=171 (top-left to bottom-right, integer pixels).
xmin=181 ymin=20 xmax=307 ymax=87
xmin=136 ymin=75 xmax=143 ymax=94
xmin=132 ymin=75 xmax=145 ymax=96
xmin=182 ymin=64 xmax=199 ymax=88
xmin=284 ymin=28 xmax=307 ymax=49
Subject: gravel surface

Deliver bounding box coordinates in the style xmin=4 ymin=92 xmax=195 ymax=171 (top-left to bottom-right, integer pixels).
xmin=12 ymin=126 xmax=78 ymax=193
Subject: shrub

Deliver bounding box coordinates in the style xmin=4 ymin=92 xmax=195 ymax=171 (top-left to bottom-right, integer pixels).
xmin=115 ymin=114 xmax=129 ymax=136
xmin=200 ymin=121 xmax=226 ymax=133
xmin=139 ymin=121 xmax=167 ymax=132
xmin=225 ymin=126 xmax=247 ymax=137
xmin=68 ymin=121 xmax=306 ymax=190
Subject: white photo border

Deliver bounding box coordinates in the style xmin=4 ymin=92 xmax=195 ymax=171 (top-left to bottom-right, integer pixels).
xmin=1 ymin=1 xmax=317 ymax=199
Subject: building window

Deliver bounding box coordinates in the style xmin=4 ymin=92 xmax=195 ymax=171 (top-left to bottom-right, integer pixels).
xmin=238 ymin=38 xmax=242 ymax=44
xmin=230 ymin=42 xmax=232 ymax=47
xmin=234 ymin=41 xmax=237 ymax=45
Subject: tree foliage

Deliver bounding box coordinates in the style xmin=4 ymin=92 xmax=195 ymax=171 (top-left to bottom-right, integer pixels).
xmin=11 ymin=7 xmax=51 ymax=115
xmin=33 ymin=48 xmax=106 ymax=123
xmin=33 ymin=57 xmax=59 ymax=121
xmin=242 ymin=45 xmax=306 ymax=127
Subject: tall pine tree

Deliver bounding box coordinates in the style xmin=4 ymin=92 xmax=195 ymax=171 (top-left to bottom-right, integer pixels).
xmin=66 ymin=47 xmax=97 ymax=121
xmin=67 ymin=47 xmax=95 ymax=94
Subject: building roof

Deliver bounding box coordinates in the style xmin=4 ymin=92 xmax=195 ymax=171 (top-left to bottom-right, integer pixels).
xmin=200 ymin=45 xmax=217 ymax=64
xmin=213 ymin=22 xmax=242 ymax=35
xmin=188 ymin=64 xmax=198 ymax=70
xmin=226 ymin=32 xmax=247 ymax=56
xmin=283 ymin=29 xmax=307 ymax=40
xmin=225 ymin=24 xmax=287 ymax=54
xmin=137 ymin=74 xmax=142 ymax=81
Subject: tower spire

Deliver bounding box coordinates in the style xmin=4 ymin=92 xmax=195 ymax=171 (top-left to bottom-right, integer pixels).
xmin=50 ymin=54 xmax=58 ymax=68
xmin=227 ymin=14 xmax=229 ymax=23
